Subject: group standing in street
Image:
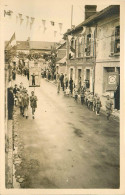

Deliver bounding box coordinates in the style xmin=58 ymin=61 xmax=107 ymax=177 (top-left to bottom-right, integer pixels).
xmin=55 ymin=72 xmax=115 ymax=120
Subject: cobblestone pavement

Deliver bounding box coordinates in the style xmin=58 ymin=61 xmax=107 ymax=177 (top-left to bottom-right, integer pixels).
xmin=7 ymin=75 xmax=120 ymax=189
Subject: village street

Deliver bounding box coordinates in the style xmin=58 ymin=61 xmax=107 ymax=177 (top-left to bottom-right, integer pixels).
xmin=11 ymin=75 xmax=120 ymax=189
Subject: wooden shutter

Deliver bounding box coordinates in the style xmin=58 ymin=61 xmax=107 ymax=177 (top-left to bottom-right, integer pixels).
xmin=111 ymin=28 xmax=115 ymax=54
xmin=76 ymin=38 xmax=79 ymax=58
xmin=90 ymin=34 xmax=94 ymax=57
xmin=81 ymin=37 xmax=84 ymax=57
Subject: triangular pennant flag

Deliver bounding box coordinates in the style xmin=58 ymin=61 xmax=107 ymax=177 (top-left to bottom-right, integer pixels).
xmin=16 ymin=15 xmax=18 ymax=24
xmin=59 ymin=23 xmax=63 ymax=32
xmin=19 ymin=13 xmax=22 ymax=19
xmin=54 ymin=30 xmax=57 ymax=37
xmin=43 ymin=26 xmax=47 ymax=33
xmin=20 ymin=18 xmax=24 ymax=25
xmin=30 ymin=22 xmax=32 ymax=30
xmin=42 ymin=19 xmax=46 ymax=27
xmin=4 ymin=10 xmax=13 ymax=17
xmin=31 ymin=17 xmax=35 ymax=24
xmin=50 ymin=21 xmax=55 ymax=26
xmin=26 ymin=16 xmax=29 ymax=27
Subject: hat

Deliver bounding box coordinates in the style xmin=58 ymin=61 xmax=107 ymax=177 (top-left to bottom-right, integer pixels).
xmin=31 ymin=91 xmax=34 ymax=94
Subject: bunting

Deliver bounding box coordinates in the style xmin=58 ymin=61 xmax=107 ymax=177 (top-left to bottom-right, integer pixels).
xmin=4 ymin=8 xmax=64 ymax=37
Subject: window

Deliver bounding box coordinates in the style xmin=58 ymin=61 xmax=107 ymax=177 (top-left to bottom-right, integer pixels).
xmin=86 ymin=34 xmax=91 ymax=56
xmin=114 ymin=26 xmax=120 ymax=53
xmin=111 ymin=25 xmax=120 ymax=55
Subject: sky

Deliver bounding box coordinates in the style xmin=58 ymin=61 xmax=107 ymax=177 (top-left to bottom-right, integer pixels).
xmin=2 ymin=0 xmax=110 ymax=42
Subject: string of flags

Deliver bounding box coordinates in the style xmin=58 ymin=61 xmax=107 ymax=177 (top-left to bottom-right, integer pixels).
xmin=4 ymin=8 xmax=63 ymax=36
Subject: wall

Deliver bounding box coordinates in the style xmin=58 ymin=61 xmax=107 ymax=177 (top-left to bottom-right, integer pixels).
xmin=95 ymin=13 xmax=120 ymax=109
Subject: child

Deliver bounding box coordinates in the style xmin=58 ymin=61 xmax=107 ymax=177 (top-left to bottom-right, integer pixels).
xmin=88 ymin=92 xmax=94 ymax=110
xmin=93 ymin=93 xmax=98 ymax=112
xmin=65 ymin=87 xmax=70 ymax=96
xmin=96 ymin=96 xmax=102 ymax=115
xmin=105 ymin=95 xmax=113 ymax=120
xmin=74 ymin=87 xmax=78 ymax=101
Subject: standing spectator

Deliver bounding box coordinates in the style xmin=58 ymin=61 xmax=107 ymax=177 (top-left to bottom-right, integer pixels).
xmin=13 ymin=84 xmax=19 ymax=106
xmin=12 ymin=67 xmax=16 ymax=81
xmin=18 ymin=91 xmax=23 ymax=115
xmin=8 ymin=87 xmax=14 ymax=120
xmin=60 ymin=73 xmax=64 ymax=88
xmin=30 ymin=91 xmax=38 ymax=119
xmin=80 ymin=90 xmax=84 ymax=105
xmin=78 ymin=77 xmax=81 ymax=93
xmin=105 ymin=95 xmax=113 ymax=120
xmin=69 ymin=77 xmax=73 ymax=95
xmin=74 ymin=87 xmax=78 ymax=101
xmin=88 ymin=92 xmax=94 ymax=110
xmin=24 ymin=91 xmax=29 ymax=119
xmin=96 ymin=97 xmax=102 ymax=115
xmin=93 ymin=93 xmax=98 ymax=112
xmin=64 ymin=74 xmax=68 ymax=89
xmin=57 ymin=79 xmax=60 ymax=94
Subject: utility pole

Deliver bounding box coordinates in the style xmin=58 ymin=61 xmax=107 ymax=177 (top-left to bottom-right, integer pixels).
xmin=71 ymin=5 xmax=73 ymax=29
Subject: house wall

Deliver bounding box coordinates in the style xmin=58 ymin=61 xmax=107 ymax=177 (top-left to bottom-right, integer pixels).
xmin=66 ymin=26 xmax=96 ymax=92
xmin=95 ymin=14 xmax=120 ymax=109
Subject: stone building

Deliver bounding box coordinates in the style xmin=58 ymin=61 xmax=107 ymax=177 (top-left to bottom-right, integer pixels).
xmin=64 ymin=5 xmax=120 ymax=110
xmin=83 ymin=5 xmax=120 ymax=109
xmin=63 ymin=5 xmax=97 ymax=92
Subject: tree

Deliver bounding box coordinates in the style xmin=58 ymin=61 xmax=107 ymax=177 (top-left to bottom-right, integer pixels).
xmin=49 ymin=47 xmax=57 ymax=80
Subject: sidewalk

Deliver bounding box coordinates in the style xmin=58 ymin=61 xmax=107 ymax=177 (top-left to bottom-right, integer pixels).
xmin=46 ymin=78 xmax=120 ymax=121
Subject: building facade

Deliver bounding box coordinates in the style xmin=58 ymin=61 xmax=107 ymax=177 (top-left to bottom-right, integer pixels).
xmin=64 ymin=5 xmax=97 ymax=92
xmin=82 ymin=5 xmax=120 ymax=109
xmin=64 ymin=5 xmax=120 ymax=110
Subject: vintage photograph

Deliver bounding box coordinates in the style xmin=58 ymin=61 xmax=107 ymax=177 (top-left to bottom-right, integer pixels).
xmin=3 ymin=0 xmax=122 ymax=191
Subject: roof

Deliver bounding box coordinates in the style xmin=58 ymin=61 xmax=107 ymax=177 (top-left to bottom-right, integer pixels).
xmin=57 ymin=56 xmax=66 ymax=64
xmin=64 ymin=5 xmax=120 ymax=36
xmin=16 ymin=41 xmax=29 ymax=50
xmin=56 ymin=41 xmax=66 ymax=50
xmin=29 ymin=41 xmax=57 ymax=50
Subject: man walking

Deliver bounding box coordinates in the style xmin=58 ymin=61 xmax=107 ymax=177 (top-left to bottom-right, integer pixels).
xmin=30 ymin=91 xmax=38 ymax=119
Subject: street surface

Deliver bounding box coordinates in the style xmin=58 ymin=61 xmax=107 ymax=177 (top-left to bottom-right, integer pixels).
xmin=13 ymin=75 xmax=119 ymax=188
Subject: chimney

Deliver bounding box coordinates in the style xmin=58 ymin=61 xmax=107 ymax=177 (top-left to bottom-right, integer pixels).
xmin=85 ymin=5 xmax=97 ymax=20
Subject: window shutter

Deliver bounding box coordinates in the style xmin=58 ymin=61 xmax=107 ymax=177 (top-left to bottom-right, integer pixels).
xmin=90 ymin=34 xmax=94 ymax=57
xmin=84 ymin=35 xmax=87 ymax=57
xmin=111 ymin=28 xmax=115 ymax=54
xmin=76 ymin=38 xmax=79 ymax=58
xmin=81 ymin=37 xmax=84 ymax=57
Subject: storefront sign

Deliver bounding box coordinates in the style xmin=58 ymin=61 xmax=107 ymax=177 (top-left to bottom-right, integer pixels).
xmin=106 ymin=72 xmax=118 ymax=91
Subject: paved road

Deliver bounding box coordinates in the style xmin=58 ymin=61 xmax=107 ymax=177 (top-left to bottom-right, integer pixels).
xmin=13 ymin=76 xmax=119 ymax=189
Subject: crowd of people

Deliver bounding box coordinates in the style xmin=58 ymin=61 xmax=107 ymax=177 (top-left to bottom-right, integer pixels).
xmin=8 ymin=83 xmax=38 ymax=120
xmin=7 ymin=58 xmax=114 ymax=121
xmin=56 ymin=73 xmax=113 ymax=120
